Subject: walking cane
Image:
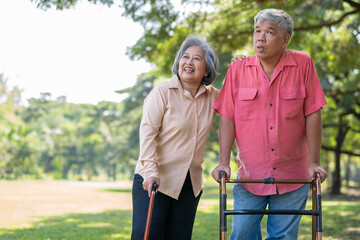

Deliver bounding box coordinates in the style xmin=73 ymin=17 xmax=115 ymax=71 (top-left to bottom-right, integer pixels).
xmin=143 ymin=183 xmax=158 ymax=240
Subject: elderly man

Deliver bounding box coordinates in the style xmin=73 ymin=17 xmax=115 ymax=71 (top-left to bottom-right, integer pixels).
xmin=212 ymin=9 xmax=327 ymax=240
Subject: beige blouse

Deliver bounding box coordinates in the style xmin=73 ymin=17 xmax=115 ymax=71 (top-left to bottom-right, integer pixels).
xmin=135 ymin=75 xmax=219 ymax=199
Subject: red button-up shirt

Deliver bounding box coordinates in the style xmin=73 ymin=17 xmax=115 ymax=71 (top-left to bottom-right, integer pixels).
xmin=213 ymin=50 xmax=327 ymax=195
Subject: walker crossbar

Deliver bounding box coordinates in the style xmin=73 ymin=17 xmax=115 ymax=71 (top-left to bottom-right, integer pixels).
xmin=218 ymin=171 xmax=322 ymax=240
xmin=224 ymin=209 xmax=319 ymax=215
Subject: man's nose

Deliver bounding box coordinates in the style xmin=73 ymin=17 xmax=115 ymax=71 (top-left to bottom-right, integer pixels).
xmin=257 ymin=33 xmax=265 ymax=41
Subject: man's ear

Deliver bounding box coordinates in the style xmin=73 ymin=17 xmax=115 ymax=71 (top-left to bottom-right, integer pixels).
xmin=283 ymin=33 xmax=291 ymax=45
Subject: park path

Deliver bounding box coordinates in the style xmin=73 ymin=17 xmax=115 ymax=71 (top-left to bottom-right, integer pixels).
xmin=0 ymin=180 xmax=132 ymax=228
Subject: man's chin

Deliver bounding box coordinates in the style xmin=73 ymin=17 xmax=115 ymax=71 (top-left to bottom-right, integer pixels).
xmin=255 ymin=52 xmax=265 ymax=59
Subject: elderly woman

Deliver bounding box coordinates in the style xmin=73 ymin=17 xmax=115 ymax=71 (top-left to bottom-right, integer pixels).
xmin=131 ymin=35 xmax=219 ymax=240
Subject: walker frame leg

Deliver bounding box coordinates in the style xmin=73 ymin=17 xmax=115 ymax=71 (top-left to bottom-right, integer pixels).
xmin=219 ymin=171 xmax=227 ymax=240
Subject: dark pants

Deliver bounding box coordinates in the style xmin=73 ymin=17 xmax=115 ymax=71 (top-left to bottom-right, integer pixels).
xmin=131 ymin=172 xmax=202 ymax=240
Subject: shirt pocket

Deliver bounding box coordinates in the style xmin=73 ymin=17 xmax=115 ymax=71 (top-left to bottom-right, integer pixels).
xmin=235 ymin=88 xmax=258 ymax=120
xmin=280 ymin=87 xmax=306 ymax=119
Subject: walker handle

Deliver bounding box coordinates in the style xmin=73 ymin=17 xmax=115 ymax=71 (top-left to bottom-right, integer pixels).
xmin=219 ymin=171 xmax=228 ymax=179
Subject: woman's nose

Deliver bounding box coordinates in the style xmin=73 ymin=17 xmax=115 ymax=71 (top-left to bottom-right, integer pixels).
xmin=186 ymin=57 xmax=194 ymax=64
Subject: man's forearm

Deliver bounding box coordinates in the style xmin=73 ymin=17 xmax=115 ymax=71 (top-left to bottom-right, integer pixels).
xmin=219 ymin=116 xmax=236 ymax=166
xmin=306 ymin=109 xmax=322 ymax=165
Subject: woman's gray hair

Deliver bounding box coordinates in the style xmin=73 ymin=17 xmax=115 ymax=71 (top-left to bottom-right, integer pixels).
xmin=172 ymin=35 xmax=218 ymax=86
xmin=254 ymin=9 xmax=294 ymax=37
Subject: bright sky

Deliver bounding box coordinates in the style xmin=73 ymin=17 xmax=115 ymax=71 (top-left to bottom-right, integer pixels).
xmin=0 ymin=0 xmax=152 ymax=105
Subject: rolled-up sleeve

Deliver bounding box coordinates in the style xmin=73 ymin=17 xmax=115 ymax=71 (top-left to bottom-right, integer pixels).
xmin=213 ymin=67 xmax=236 ymax=122
xmin=303 ymin=57 xmax=327 ymax=116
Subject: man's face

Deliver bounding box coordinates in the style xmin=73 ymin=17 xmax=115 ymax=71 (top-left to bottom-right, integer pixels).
xmin=253 ymin=20 xmax=290 ymax=63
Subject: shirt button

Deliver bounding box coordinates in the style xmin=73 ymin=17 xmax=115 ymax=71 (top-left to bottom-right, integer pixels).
xmin=271 ymin=148 xmax=274 ymax=151
xmin=273 ymin=167 xmax=276 ymax=170
xmin=270 ymin=126 xmax=273 ymax=130
xmin=270 ymin=103 xmax=273 ymax=107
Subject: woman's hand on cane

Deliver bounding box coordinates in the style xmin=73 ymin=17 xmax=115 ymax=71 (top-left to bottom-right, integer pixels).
xmin=143 ymin=177 xmax=160 ymax=197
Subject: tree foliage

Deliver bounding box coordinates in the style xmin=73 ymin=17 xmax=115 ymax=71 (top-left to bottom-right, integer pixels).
xmin=30 ymin=0 xmax=114 ymax=10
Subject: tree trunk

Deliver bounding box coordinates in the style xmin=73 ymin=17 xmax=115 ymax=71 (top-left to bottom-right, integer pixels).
xmin=355 ymin=163 xmax=360 ymax=185
xmin=112 ymin=163 xmax=117 ymax=181
xmin=332 ymin=151 xmax=341 ymax=194
xmin=331 ymin=116 xmax=349 ymax=195
xmin=345 ymin=156 xmax=351 ymax=187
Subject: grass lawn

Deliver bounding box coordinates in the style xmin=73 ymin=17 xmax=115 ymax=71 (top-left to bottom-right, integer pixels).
xmin=0 ymin=180 xmax=359 ymax=239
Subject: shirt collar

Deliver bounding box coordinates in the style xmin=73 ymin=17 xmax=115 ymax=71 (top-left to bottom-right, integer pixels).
xmin=245 ymin=49 xmax=298 ymax=68
xmin=169 ymin=75 xmax=181 ymax=88
xmin=170 ymin=75 xmax=208 ymax=99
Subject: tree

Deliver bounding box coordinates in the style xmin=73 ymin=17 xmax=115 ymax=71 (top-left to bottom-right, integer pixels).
xmin=22 ymin=93 xmax=106 ymax=180
xmin=91 ymin=101 xmax=124 ymax=180
xmin=0 ymin=74 xmax=31 ymax=179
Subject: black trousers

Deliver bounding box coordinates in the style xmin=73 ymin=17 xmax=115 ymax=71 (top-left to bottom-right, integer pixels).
xmin=131 ymin=172 xmax=202 ymax=240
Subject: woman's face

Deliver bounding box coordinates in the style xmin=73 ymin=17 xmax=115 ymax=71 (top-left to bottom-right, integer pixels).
xmin=178 ymin=46 xmax=208 ymax=85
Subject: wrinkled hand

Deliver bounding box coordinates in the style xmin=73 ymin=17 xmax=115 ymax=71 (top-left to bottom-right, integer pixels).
xmin=142 ymin=177 xmax=160 ymax=197
xmin=228 ymin=54 xmax=246 ymax=67
xmin=211 ymin=164 xmax=231 ymax=182
xmin=308 ymin=163 xmax=327 ymax=183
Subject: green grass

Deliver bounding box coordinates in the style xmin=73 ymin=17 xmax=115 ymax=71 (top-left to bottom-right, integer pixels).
xmin=0 ymin=210 xmax=132 ymax=240
xmin=0 ymin=182 xmax=359 ymax=240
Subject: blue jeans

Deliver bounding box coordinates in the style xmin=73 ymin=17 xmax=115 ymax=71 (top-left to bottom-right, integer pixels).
xmin=230 ymin=182 xmax=309 ymax=240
